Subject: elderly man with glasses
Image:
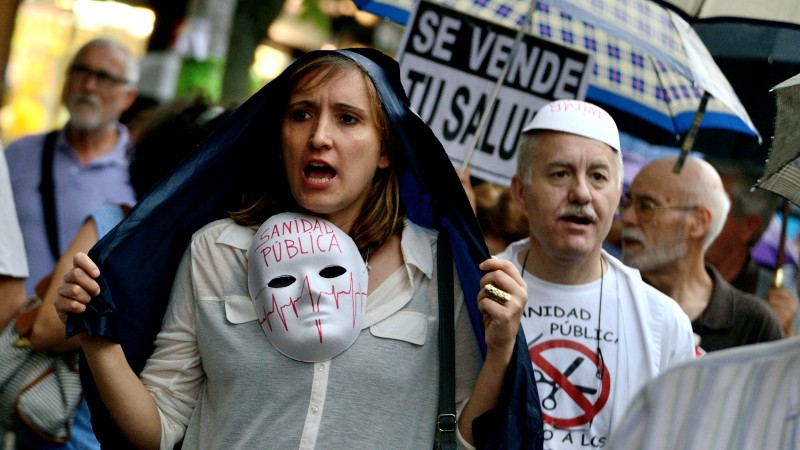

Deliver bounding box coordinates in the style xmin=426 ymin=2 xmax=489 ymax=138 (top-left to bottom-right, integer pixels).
xmin=497 ymin=99 xmax=695 ymax=449
xmin=6 ymin=38 xmax=138 ymax=297
xmin=4 ymin=37 xmax=138 ymax=450
xmin=620 ymin=155 xmax=783 ymax=354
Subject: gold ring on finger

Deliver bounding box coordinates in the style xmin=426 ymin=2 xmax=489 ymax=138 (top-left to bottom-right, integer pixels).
xmin=484 ymin=283 xmax=511 ymax=305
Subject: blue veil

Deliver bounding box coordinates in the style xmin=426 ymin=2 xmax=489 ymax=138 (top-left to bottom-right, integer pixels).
xmin=68 ymin=48 xmax=542 ymax=449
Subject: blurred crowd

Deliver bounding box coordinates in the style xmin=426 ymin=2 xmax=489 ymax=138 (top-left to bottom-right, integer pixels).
xmin=1 ymin=38 xmax=799 ymax=450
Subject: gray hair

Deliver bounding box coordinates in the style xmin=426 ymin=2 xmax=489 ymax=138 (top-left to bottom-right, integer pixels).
xmin=515 ymin=131 xmax=624 ymax=189
xmin=72 ymin=38 xmax=140 ymax=86
xmin=701 ymin=181 xmax=731 ymax=251
xmin=680 ymin=160 xmax=731 ymax=251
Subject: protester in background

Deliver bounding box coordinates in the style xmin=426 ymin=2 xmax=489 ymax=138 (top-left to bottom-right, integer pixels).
xmin=54 ymin=49 xmax=540 ymax=449
xmin=474 ymin=181 xmax=529 ymax=255
xmin=499 ymin=99 xmax=695 ymax=448
xmin=704 ymin=157 xmax=798 ymax=337
xmin=11 ymin=97 xmax=226 ymax=450
xmin=26 ymin=96 xmax=230 ymax=352
xmin=5 ymin=39 xmax=138 ymax=449
xmin=621 ymin=156 xmax=782 ymax=353
xmin=0 ymin=145 xmax=27 ymax=332
xmin=458 ymin=170 xmax=530 ymax=255
xmin=606 ymin=335 xmax=800 ymax=449
xmin=6 ymin=38 xmax=139 ymax=298
xmin=13 ymin=97 xmax=227 ymax=447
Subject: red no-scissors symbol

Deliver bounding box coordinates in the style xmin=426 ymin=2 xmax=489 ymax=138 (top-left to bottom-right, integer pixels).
xmin=530 ymin=339 xmax=610 ymax=428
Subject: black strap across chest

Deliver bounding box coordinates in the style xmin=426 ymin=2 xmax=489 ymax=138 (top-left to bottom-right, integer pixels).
xmin=39 ymin=130 xmax=60 ymax=261
xmin=437 ymin=229 xmax=456 ymax=449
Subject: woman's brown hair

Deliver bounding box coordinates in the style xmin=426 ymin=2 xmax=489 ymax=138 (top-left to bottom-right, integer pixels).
xmin=229 ymin=53 xmax=404 ymax=258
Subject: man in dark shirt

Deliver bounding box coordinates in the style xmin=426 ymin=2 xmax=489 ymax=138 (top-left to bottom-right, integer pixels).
xmin=620 ymin=155 xmax=783 ymax=352
xmin=704 ymin=158 xmax=798 ymax=337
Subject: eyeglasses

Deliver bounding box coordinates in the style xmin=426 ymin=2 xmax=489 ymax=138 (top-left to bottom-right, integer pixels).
xmin=619 ymin=196 xmax=699 ymax=222
xmin=67 ymin=64 xmax=129 ymax=89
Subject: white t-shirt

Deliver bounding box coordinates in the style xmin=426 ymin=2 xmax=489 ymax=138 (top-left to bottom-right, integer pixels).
xmin=523 ymin=259 xmax=620 ymax=448
xmin=0 ymin=147 xmax=28 ymax=278
xmin=498 ymin=239 xmax=695 ymax=450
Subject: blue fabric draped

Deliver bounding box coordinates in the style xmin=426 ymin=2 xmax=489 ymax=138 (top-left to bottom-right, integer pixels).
xmin=67 ymin=48 xmax=542 ymax=449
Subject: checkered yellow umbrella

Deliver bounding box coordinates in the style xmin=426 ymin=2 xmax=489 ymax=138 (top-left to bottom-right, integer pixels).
xmin=355 ymin=0 xmax=760 ymax=151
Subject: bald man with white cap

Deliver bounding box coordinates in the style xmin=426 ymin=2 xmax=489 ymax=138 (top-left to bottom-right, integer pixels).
xmin=496 ymin=99 xmax=695 ymax=449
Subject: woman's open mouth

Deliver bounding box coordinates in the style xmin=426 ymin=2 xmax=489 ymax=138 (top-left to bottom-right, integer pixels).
xmin=304 ymin=162 xmax=337 ymax=184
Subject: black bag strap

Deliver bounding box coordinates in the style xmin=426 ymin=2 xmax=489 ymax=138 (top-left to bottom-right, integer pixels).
xmin=39 ymin=130 xmax=60 ymax=261
xmin=437 ymin=228 xmax=457 ymax=449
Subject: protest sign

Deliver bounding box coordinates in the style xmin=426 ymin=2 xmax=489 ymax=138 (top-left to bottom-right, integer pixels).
xmin=397 ymin=0 xmax=593 ymax=185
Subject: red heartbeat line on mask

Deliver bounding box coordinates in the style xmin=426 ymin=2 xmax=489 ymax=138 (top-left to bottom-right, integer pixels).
xmin=258 ymin=273 xmax=368 ymax=342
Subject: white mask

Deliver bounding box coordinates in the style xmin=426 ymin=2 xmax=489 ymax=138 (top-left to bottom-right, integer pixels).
xmin=247 ymin=212 xmax=368 ymax=362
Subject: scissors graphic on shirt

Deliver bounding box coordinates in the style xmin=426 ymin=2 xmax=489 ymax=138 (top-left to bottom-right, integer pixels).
xmin=534 ymin=356 xmax=598 ymax=410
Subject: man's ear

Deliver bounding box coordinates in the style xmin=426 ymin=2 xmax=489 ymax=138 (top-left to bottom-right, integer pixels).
xmin=689 ymin=206 xmax=713 ymax=240
xmin=121 ymin=88 xmax=139 ymax=112
xmin=510 ymin=174 xmax=528 ymax=213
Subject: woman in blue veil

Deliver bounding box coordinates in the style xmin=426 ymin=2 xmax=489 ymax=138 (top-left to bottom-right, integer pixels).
xmin=63 ymin=48 xmax=542 ymax=449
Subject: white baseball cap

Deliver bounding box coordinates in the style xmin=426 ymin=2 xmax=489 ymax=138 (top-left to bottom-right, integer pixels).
xmin=522 ymin=99 xmax=621 ymax=152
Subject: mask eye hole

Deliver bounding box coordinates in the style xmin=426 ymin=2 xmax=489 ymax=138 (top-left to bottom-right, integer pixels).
xmin=319 ymin=265 xmax=346 ymax=279
xmin=268 ymin=275 xmax=296 ymax=288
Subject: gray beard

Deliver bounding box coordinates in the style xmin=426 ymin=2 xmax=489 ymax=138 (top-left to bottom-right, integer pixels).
xmin=68 ymin=113 xmax=104 ymax=132
xmin=622 ymin=238 xmax=689 ymax=273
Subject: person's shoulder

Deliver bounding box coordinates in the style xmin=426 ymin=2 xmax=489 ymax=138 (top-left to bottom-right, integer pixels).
xmin=733 ymin=286 xmax=780 ymax=316
xmin=665 ymin=335 xmax=800 ymax=378
xmin=6 ymin=131 xmax=49 ymax=147
xmin=402 ymin=219 xmax=437 ymax=276
xmin=605 ymin=251 xmax=641 ymax=273
xmin=643 ymin=281 xmax=690 ymax=322
xmin=5 ymin=132 xmax=48 ymax=159
xmin=92 ymin=203 xmax=128 ymax=216
xmin=605 ymin=252 xmax=652 ymax=292
xmin=90 ymin=204 xmax=128 ymax=236
xmin=713 ymin=267 xmax=781 ymax=321
xmin=193 ymin=217 xmax=237 ymax=234
xmin=731 ymin=287 xmax=784 ymax=338
xmin=495 ymin=237 xmax=529 ymax=261
xmin=191 ymin=218 xmax=253 ymax=250
xmin=401 ymin=219 xmax=438 ymax=255
xmin=606 ymin=253 xmax=688 ymax=318
xmin=404 ymin=219 xmax=437 ymax=241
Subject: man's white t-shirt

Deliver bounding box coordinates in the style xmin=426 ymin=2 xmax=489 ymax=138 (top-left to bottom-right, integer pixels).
xmin=498 ymin=239 xmax=695 ymax=449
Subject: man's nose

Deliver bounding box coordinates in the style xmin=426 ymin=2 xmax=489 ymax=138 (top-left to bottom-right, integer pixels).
xmin=568 ymin=176 xmax=591 ymax=204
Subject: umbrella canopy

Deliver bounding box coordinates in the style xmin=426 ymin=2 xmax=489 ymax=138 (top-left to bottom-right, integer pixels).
xmin=660 ymin=0 xmax=800 ymax=25
xmin=688 ymin=23 xmax=800 ymax=163
xmin=354 ymin=0 xmax=760 ymax=146
xmin=757 ymin=73 xmax=800 ymax=205
xmin=654 ymin=0 xmax=800 ymax=163
xmin=754 ymin=73 xmax=800 ymax=289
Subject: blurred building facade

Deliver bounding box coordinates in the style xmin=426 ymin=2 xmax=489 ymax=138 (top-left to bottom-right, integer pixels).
xmin=0 ymin=0 xmax=402 ymax=143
